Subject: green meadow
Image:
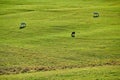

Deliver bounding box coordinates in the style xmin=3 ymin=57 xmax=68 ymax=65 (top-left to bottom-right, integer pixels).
xmin=0 ymin=66 xmax=120 ymax=80
xmin=0 ymin=0 xmax=120 ymax=80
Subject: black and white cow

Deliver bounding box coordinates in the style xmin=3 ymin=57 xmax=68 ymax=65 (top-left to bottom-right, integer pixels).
xmin=93 ymin=12 xmax=99 ymax=17
xmin=20 ymin=22 xmax=26 ymax=29
xmin=71 ymin=32 xmax=75 ymax=37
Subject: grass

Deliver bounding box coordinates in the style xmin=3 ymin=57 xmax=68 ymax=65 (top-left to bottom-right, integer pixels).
xmin=0 ymin=65 xmax=120 ymax=80
xmin=0 ymin=0 xmax=120 ymax=79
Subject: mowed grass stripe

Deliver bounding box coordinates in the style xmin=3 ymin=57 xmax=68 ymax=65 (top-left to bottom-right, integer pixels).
xmin=0 ymin=65 xmax=120 ymax=80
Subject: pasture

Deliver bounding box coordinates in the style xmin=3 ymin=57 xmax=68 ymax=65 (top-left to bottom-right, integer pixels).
xmin=0 ymin=0 xmax=120 ymax=79
xmin=0 ymin=66 xmax=120 ymax=80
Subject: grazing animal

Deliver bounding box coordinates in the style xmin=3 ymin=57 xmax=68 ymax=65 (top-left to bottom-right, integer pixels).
xmin=71 ymin=32 xmax=75 ymax=37
xmin=93 ymin=12 xmax=99 ymax=18
xmin=20 ymin=22 xmax=26 ymax=29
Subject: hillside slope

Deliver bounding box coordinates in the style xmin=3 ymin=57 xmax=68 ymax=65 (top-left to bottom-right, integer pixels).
xmin=0 ymin=0 xmax=120 ymax=75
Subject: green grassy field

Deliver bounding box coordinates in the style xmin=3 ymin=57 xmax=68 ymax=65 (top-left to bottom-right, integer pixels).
xmin=0 ymin=0 xmax=120 ymax=79
xmin=0 ymin=65 xmax=120 ymax=80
